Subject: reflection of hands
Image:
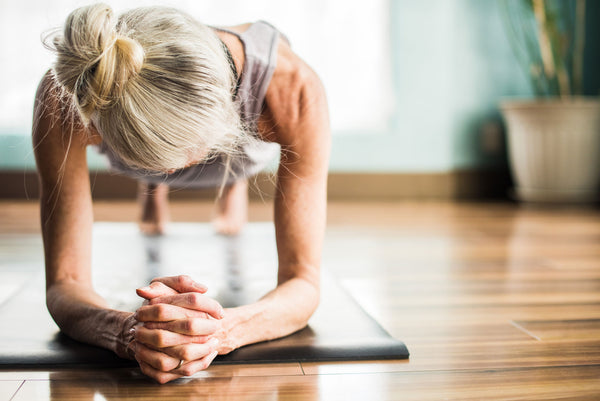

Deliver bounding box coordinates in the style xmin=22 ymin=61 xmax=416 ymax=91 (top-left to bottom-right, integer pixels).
xmin=132 ymin=275 xmax=224 ymax=383
xmin=48 ymin=371 xmax=305 ymax=401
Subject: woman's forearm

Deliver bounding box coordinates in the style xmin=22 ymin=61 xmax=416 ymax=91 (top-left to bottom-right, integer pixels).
xmin=46 ymin=281 xmax=137 ymax=359
xmin=219 ymin=275 xmax=319 ymax=353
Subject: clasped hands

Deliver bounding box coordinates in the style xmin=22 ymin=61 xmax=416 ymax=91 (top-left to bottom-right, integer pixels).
xmin=129 ymin=275 xmax=226 ymax=383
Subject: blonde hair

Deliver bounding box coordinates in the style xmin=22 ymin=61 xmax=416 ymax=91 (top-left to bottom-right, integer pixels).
xmin=49 ymin=3 xmax=249 ymax=173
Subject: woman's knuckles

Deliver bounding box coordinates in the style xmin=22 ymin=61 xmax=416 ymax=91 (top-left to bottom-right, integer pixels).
xmin=182 ymin=318 xmax=198 ymax=333
xmin=136 ymin=327 xmax=170 ymax=347
xmin=138 ymin=359 xmax=181 ymax=384
xmin=137 ymin=346 xmax=180 ymax=372
xmin=156 ymin=375 xmax=173 ymax=385
xmin=135 ymin=304 xmax=167 ymax=321
xmin=144 ymin=293 xmax=223 ymax=320
xmin=177 ymin=275 xmax=194 ymax=288
xmin=179 ymin=346 xmax=198 ymax=361
xmin=152 ymin=331 xmax=173 ymax=348
xmin=196 ymin=354 xmax=216 ymax=371
xmin=161 ymin=357 xmax=180 ymax=372
xmin=154 ymin=303 xmax=175 ymax=320
xmin=185 ymin=292 xmax=222 ymax=314
xmin=138 ymin=361 xmax=152 ymax=376
xmin=149 ymin=356 xmax=169 ymax=372
xmin=180 ymin=365 xmax=197 ymax=377
xmin=186 ymin=292 xmax=209 ymax=308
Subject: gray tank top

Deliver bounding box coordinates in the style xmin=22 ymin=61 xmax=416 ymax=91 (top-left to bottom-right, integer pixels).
xmin=99 ymin=21 xmax=282 ymax=188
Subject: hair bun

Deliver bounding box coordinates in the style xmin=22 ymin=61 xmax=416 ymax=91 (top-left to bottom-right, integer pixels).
xmin=114 ymin=36 xmax=144 ymax=77
xmin=51 ymin=3 xmax=145 ymax=120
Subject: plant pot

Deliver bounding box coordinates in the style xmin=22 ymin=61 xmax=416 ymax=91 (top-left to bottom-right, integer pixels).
xmin=501 ymin=98 xmax=600 ymax=203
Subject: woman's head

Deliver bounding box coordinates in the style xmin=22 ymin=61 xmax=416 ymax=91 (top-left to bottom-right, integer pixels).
xmin=50 ymin=3 xmax=246 ymax=173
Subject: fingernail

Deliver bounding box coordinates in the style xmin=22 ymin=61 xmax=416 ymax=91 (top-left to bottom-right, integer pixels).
xmin=138 ymin=286 xmax=151 ymax=292
xmin=210 ymin=350 xmax=219 ymax=359
xmin=219 ymin=308 xmax=225 ymax=319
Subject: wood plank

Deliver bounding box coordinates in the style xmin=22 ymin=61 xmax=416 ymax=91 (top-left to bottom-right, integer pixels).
xmin=11 ymin=366 xmax=600 ymax=401
xmin=303 ymin=340 xmax=600 ymax=374
xmin=513 ymin=319 xmax=600 ymax=341
xmin=378 ymin=303 xmax=600 ymax=326
xmin=386 ymin=322 xmax=534 ymax=344
xmin=2 ymin=201 xmax=600 ymax=399
xmin=3 ymin=199 xmax=600 ymax=232
xmin=0 ymin=363 xmax=303 ymax=382
xmin=549 ymin=257 xmax=600 ymax=270
xmin=341 ymin=278 xmax=600 ymax=314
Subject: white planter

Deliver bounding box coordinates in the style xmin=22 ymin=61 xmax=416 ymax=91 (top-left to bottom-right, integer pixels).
xmin=501 ymin=98 xmax=600 ymax=203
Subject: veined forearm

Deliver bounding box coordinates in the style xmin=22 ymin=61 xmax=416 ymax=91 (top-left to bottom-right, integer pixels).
xmin=224 ymin=275 xmax=319 ymax=351
xmin=46 ymin=282 xmax=136 ymax=358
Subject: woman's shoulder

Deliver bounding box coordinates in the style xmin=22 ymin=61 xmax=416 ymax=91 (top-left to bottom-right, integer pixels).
xmin=259 ymin=39 xmax=327 ymax=143
xmin=33 ymin=71 xmax=101 ymax=147
xmin=271 ymin=37 xmax=324 ymax=108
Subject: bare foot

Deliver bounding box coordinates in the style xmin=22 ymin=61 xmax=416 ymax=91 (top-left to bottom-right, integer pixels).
xmin=213 ymin=180 xmax=248 ymax=236
xmin=138 ymin=182 xmax=170 ymax=235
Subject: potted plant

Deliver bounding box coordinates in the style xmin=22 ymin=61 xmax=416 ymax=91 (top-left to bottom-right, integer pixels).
xmin=500 ymin=0 xmax=600 ymax=203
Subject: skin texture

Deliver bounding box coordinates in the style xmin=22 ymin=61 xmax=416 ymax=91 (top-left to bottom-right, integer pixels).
xmin=33 ymin=25 xmax=330 ymax=384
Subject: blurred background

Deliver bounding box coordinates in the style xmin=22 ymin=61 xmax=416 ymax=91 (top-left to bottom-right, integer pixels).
xmin=1 ymin=0 xmax=599 ymax=201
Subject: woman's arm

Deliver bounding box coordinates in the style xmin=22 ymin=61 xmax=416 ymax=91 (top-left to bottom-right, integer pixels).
xmin=34 ymin=74 xmax=222 ymax=383
xmin=138 ymin=42 xmax=331 ymax=354
xmin=225 ymin=45 xmax=330 ymax=349
xmin=33 ymin=72 xmax=137 ymax=358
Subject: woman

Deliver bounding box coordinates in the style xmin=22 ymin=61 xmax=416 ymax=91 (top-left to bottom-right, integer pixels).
xmin=33 ymin=4 xmax=329 ymax=384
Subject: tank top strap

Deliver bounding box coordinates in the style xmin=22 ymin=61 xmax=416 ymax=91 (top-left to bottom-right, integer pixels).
xmin=234 ymin=21 xmax=282 ymax=126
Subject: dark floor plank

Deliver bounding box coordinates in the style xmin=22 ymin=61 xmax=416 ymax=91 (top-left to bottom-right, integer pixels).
xmin=11 ymin=365 xmax=600 ymax=401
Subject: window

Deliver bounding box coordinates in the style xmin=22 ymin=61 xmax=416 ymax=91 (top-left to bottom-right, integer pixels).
xmin=0 ymin=0 xmax=392 ymax=136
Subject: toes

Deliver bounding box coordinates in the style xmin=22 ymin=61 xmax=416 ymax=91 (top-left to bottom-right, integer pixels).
xmin=213 ymin=218 xmax=242 ymax=236
xmin=139 ymin=221 xmax=166 ymax=236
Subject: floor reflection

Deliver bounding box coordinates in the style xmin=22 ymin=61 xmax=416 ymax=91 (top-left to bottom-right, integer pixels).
xmin=142 ymin=234 xmax=164 ymax=284
xmin=215 ymin=235 xmax=253 ymax=308
xmin=47 ymin=369 xmax=318 ymax=401
xmin=140 ymin=232 xmax=254 ymax=308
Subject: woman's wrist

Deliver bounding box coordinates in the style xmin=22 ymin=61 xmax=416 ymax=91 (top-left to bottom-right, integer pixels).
xmin=214 ymin=308 xmax=242 ymax=354
xmin=113 ymin=311 xmax=138 ymax=359
xmin=216 ymin=301 xmax=272 ymax=354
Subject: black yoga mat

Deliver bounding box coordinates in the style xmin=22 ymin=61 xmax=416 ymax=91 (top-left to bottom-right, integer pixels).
xmin=0 ymin=223 xmax=408 ymax=367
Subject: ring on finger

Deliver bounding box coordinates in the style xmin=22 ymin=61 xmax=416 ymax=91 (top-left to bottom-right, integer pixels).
xmin=174 ymin=359 xmax=184 ymax=370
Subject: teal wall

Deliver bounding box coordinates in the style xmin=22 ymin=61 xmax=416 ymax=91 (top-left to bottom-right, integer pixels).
xmin=1 ymin=0 xmax=597 ymax=173
xmin=327 ymin=0 xmax=598 ymax=173
xmin=331 ymin=0 xmax=532 ymax=173
xmin=0 ymin=130 xmax=109 ymax=170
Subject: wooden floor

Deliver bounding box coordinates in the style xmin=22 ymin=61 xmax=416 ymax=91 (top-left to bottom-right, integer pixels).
xmin=1 ymin=200 xmax=599 ymax=400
